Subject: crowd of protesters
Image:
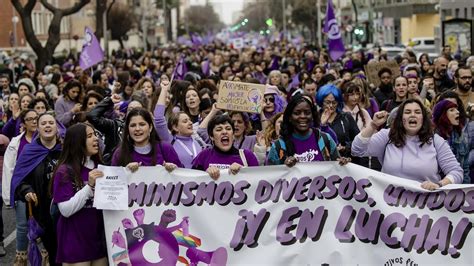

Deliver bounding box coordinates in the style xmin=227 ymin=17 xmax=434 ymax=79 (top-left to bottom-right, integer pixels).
xmin=0 ymin=37 xmax=472 ymax=265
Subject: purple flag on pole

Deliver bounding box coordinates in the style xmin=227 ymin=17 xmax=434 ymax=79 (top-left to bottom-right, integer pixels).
xmin=201 ymin=59 xmax=210 ymax=77
xmin=79 ymin=27 xmax=104 ymax=69
xmin=268 ymin=56 xmax=280 ymax=71
xmin=171 ymin=55 xmax=187 ymax=81
xmin=323 ymin=0 xmax=345 ymax=61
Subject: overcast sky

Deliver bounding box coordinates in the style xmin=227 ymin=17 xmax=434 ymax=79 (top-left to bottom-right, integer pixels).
xmin=190 ymin=0 xmax=245 ymax=25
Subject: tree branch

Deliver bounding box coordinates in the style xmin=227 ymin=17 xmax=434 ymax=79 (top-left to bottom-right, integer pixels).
xmin=40 ymin=0 xmax=91 ymax=16
xmin=40 ymin=0 xmax=56 ymax=13
xmin=107 ymin=0 xmax=116 ymax=17
xmin=11 ymin=0 xmax=37 ymax=15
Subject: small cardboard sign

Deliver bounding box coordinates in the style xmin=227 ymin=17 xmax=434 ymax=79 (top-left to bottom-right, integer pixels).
xmin=216 ymin=80 xmax=265 ymax=114
xmin=364 ymin=60 xmax=400 ymax=87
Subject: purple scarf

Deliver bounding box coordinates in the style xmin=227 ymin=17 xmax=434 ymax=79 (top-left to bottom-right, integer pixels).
xmin=10 ymin=138 xmax=61 ymax=206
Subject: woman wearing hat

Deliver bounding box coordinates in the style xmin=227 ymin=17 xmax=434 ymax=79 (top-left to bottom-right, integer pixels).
xmin=352 ymin=99 xmax=463 ymax=190
xmin=432 ymin=99 xmax=470 ymax=183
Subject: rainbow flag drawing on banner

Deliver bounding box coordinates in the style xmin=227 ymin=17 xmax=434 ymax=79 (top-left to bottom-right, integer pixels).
xmin=173 ymin=229 xmax=201 ymax=248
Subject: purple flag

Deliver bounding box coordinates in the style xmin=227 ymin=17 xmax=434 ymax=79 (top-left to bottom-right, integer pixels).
xmin=191 ymin=33 xmax=202 ymax=47
xmin=323 ymin=0 xmax=345 ymax=61
xmin=79 ymin=27 xmax=104 ymax=69
xmin=201 ymin=59 xmax=210 ymax=77
xmin=171 ymin=55 xmax=187 ymax=81
xmin=268 ymin=56 xmax=280 ymax=71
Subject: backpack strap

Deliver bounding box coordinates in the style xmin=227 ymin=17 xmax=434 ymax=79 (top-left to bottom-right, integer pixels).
xmin=315 ymin=129 xmax=332 ymax=161
xmin=273 ymin=139 xmax=288 ymax=164
xmin=238 ymin=149 xmax=248 ymax=167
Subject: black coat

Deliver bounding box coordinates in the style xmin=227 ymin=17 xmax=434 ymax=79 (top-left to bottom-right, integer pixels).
xmin=86 ymin=97 xmax=124 ymax=164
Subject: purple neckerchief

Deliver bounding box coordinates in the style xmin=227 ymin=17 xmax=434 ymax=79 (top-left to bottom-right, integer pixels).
xmin=10 ymin=138 xmax=61 ymax=206
xmin=306 ymin=59 xmax=316 ymax=72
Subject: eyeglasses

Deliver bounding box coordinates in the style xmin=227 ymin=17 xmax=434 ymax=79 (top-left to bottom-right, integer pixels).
xmin=25 ymin=116 xmax=38 ymax=122
xmin=264 ymin=96 xmax=275 ymax=103
xmin=323 ymin=100 xmax=338 ymax=106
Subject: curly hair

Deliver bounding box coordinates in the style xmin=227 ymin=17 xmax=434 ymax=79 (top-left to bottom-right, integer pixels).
xmin=264 ymin=112 xmax=283 ymax=147
xmin=389 ymin=98 xmax=433 ymax=147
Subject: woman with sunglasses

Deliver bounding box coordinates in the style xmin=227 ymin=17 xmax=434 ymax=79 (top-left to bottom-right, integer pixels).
xmin=11 ymin=112 xmax=62 ymax=265
xmin=2 ymin=110 xmax=38 ymax=264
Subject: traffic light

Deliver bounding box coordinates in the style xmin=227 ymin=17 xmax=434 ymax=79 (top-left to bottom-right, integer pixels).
xmin=266 ymin=18 xmax=273 ymax=27
xmin=354 ymin=26 xmax=366 ymax=42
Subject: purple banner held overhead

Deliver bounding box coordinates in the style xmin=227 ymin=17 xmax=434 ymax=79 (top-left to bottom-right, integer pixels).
xmin=323 ymin=0 xmax=345 ymax=61
xmin=79 ymin=27 xmax=104 ymax=69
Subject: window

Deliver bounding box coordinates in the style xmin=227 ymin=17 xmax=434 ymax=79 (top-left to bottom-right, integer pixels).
xmin=425 ymin=40 xmax=434 ymax=45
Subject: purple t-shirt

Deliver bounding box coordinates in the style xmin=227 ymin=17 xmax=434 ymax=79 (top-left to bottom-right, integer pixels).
xmin=111 ymin=142 xmax=183 ymax=167
xmin=17 ymin=135 xmax=30 ymax=159
xmin=192 ymin=147 xmax=259 ymax=170
xmin=291 ymin=132 xmax=324 ymax=163
xmin=52 ymin=164 xmax=106 ymax=263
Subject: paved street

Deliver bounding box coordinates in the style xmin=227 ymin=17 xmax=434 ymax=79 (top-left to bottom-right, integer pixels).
xmin=1 ymin=207 xmax=18 ymax=264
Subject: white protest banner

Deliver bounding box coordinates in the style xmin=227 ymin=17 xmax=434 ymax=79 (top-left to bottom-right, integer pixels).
xmin=103 ymin=163 xmax=474 ymax=265
xmin=216 ymin=80 xmax=265 ymax=114
xmin=93 ymin=165 xmax=129 ymax=210
xmin=232 ymin=38 xmax=244 ymax=49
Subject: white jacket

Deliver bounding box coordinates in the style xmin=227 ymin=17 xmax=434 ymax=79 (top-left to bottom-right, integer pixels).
xmin=2 ymin=132 xmax=24 ymax=206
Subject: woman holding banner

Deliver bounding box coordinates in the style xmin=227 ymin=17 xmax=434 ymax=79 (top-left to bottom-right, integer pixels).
xmin=52 ymin=123 xmax=107 ymax=265
xmin=111 ymin=108 xmax=183 ymax=171
xmin=351 ymin=99 xmax=463 ymax=190
xmin=192 ymin=114 xmax=259 ymax=180
xmin=266 ymin=95 xmax=350 ymax=166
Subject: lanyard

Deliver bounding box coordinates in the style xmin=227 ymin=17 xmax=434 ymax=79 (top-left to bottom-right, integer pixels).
xmin=175 ymin=139 xmax=198 ymax=158
xmin=237 ymin=135 xmax=245 ymax=149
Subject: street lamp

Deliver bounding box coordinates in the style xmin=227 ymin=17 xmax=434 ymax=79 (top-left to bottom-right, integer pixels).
xmin=12 ymin=15 xmax=19 ymax=49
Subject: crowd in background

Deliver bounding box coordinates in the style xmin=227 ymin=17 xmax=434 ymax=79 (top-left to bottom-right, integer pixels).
xmin=0 ymin=39 xmax=473 ymax=265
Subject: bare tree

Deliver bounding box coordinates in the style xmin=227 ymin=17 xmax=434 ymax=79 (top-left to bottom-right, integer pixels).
xmin=11 ymin=0 xmax=91 ymax=70
xmin=108 ymin=3 xmax=137 ymax=49
xmin=185 ymin=5 xmax=223 ymax=34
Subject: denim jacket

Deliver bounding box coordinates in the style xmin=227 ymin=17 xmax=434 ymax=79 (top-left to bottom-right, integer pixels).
xmin=448 ymin=130 xmax=470 ymax=184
